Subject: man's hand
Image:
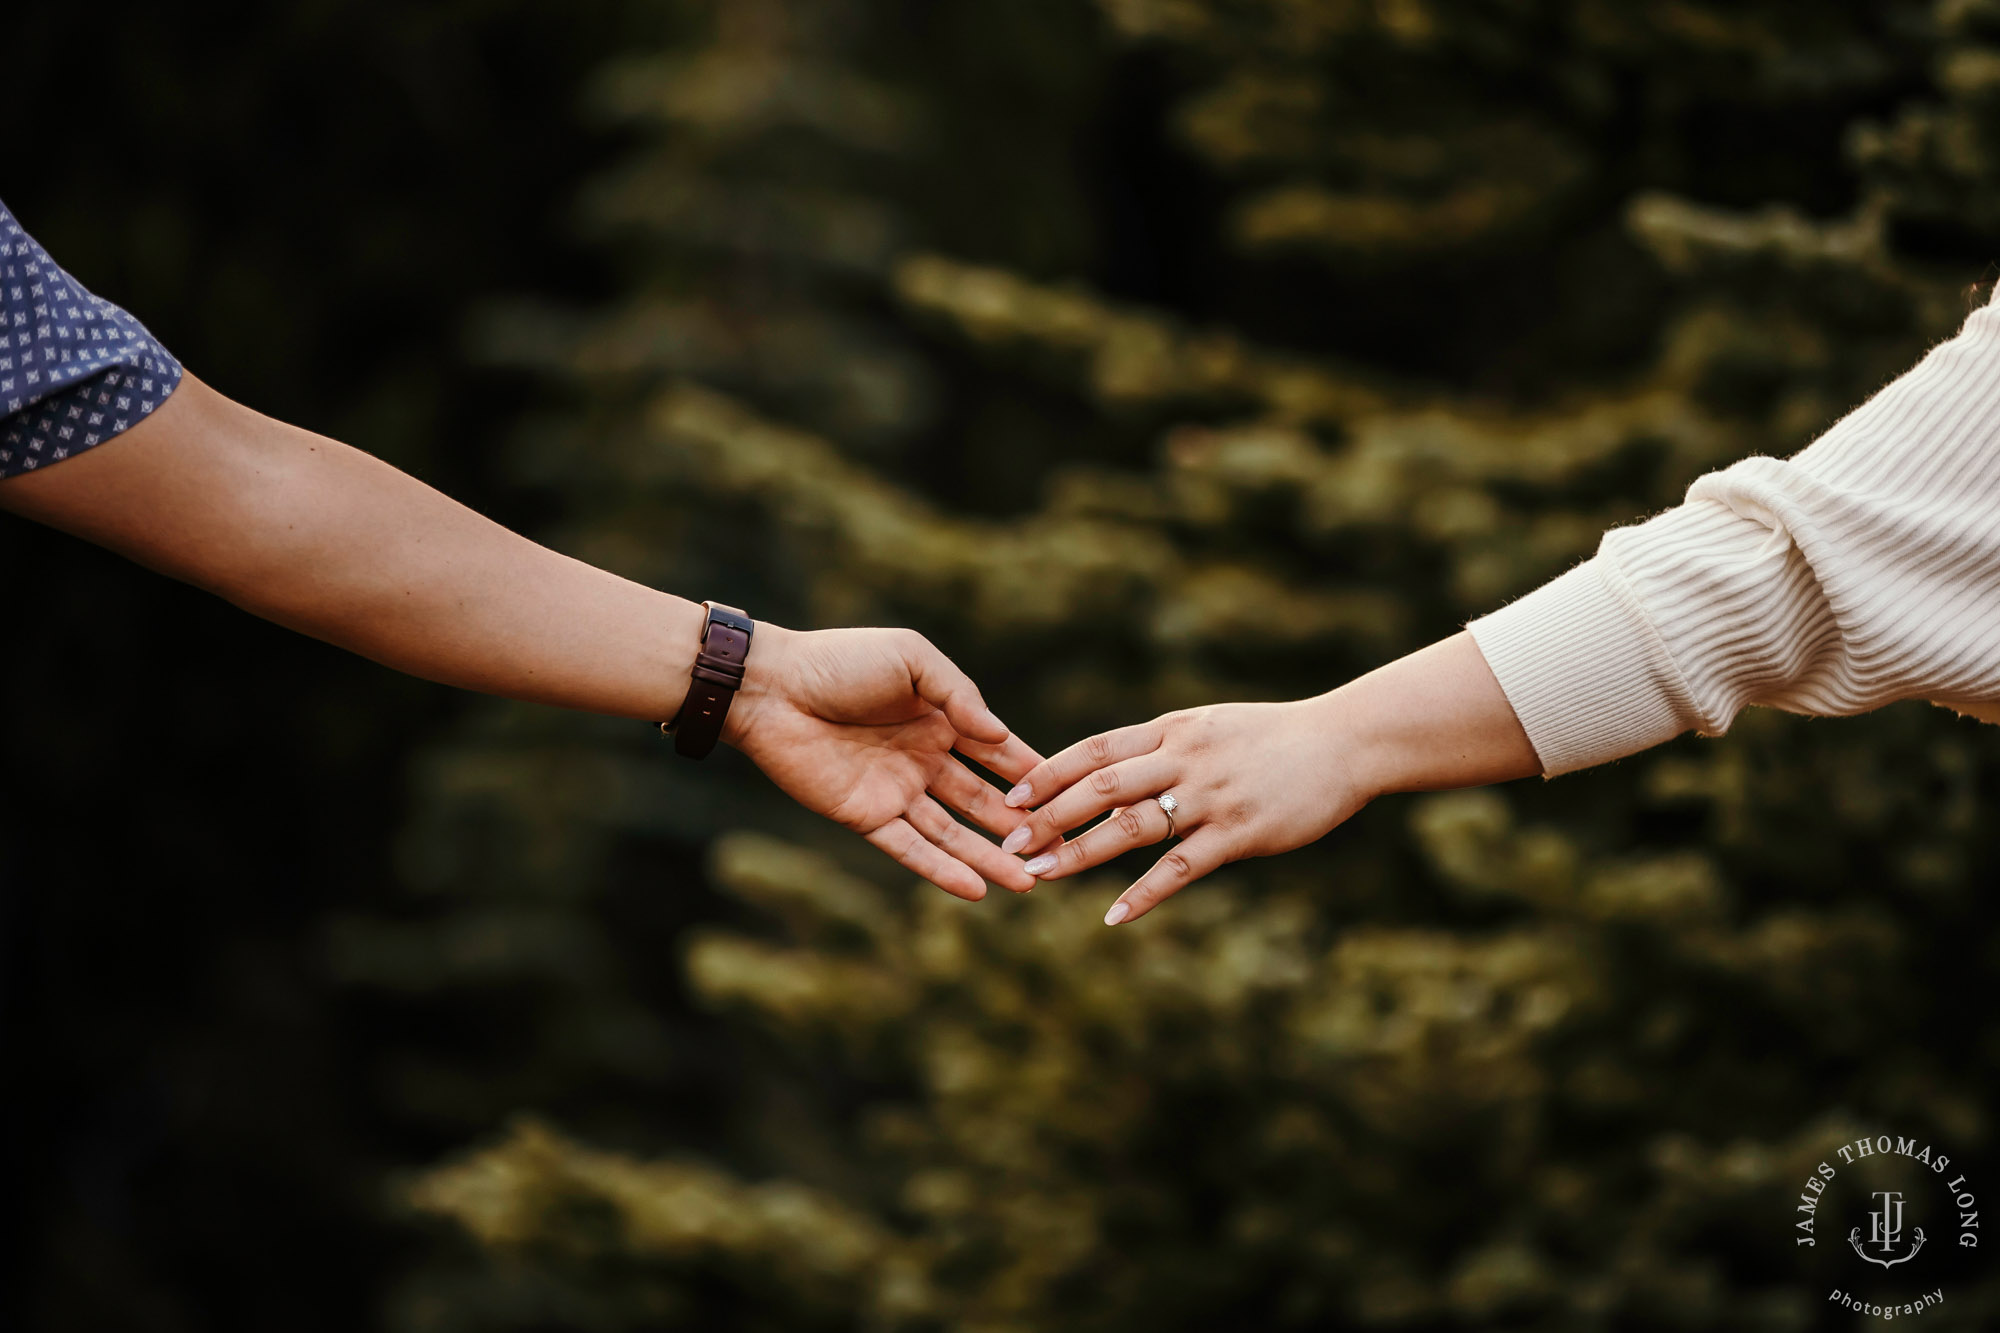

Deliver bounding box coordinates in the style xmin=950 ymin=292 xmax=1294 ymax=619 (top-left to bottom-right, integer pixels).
xmin=723 ymin=625 xmax=1042 ymax=900
xmin=0 ymin=378 xmax=1044 ymax=901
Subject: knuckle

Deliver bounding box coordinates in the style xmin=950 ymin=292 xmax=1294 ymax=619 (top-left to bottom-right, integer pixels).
xmin=1115 ymin=807 xmax=1146 ymax=838
xmin=1089 ymin=767 xmax=1121 ymax=796
xmin=1162 ymin=850 xmax=1194 ymax=880
xmin=1173 ymin=713 xmax=1213 ymax=756
xmin=1084 ymin=733 xmax=1114 ymax=763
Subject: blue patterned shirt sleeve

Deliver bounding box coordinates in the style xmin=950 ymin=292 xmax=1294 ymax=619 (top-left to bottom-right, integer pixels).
xmin=0 ymin=197 xmax=184 ymax=477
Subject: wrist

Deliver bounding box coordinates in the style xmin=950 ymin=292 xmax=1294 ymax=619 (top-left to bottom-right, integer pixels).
xmin=1319 ymin=633 xmax=1542 ymax=797
xmin=720 ymin=620 xmax=800 ymax=754
xmin=1299 ymin=689 xmax=1393 ymax=807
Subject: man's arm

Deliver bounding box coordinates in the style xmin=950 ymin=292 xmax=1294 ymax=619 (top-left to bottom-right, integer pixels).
xmin=1 ymin=374 xmax=1039 ymax=898
xmin=4 ymin=373 xmax=711 ymax=720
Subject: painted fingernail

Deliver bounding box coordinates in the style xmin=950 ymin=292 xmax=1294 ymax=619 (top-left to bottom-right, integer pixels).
xmin=1104 ymin=901 xmax=1130 ymax=926
xmin=1001 ymin=826 xmax=1031 ymax=855
xmin=1023 ymin=855 xmax=1057 ymax=876
xmin=1004 ymin=783 xmax=1033 ymax=808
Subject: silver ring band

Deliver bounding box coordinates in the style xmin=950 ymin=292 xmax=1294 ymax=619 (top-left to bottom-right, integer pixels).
xmin=1157 ymin=792 xmax=1180 ymax=840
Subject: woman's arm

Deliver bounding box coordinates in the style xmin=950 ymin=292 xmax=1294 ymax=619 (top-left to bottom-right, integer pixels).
xmin=998 ymin=632 xmax=1538 ymax=924
xmin=1471 ymin=288 xmax=2000 ymax=774
xmin=1 ymin=374 xmax=1040 ymax=898
xmin=1008 ymin=284 xmax=2000 ymax=925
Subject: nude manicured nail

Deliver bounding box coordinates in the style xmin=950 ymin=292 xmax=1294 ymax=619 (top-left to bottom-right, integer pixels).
xmin=1004 ymin=783 xmax=1033 ymax=808
xmin=1104 ymin=901 xmax=1130 ymax=926
xmin=1001 ymin=826 xmax=1031 ymax=855
xmin=977 ymin=708 xmax=1008 ymax=735
xmin=1023 ymin=854 xmax=1057 ymax=876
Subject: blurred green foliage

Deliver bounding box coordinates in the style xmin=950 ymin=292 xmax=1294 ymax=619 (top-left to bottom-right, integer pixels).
xmin=15 ymin=0 xmax=2000 ymax=1329
xmin=342 ymin=2 xmax=2000 ymax=1329
xmin=327 ymin=1 xmax=2000 ymax=1329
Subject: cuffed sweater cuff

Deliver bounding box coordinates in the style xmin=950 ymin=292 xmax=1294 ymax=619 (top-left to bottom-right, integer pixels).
xmin=1467 ymin=559 xmax=1699 ymax=776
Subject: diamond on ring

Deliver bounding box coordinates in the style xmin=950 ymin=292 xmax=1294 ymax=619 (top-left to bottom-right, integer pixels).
xmin=1157 ymin=793 xmax=1179 ymax=839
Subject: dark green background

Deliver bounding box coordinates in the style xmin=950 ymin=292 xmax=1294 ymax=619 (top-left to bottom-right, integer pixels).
xmin=1 ymin=3 xmax=636 ymax=1325
xmin=8 ymin=2 xmax=2000 ymax=1330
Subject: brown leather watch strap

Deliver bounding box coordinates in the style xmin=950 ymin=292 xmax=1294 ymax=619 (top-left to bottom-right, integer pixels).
xmin=661 ymin=601 xmax=754 ymax=759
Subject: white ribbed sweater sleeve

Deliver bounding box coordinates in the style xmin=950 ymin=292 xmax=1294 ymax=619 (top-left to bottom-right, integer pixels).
xmin=1469 ymin=291 xmax=2000 ymax=776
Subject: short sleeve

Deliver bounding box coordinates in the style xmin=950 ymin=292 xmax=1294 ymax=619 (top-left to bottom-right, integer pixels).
xmin=0 ymin=197 xmax=184 ymax=478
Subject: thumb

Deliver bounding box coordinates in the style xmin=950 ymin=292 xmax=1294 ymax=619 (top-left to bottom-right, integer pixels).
xmin=899 ymin=630 xmax=1008 ymax=744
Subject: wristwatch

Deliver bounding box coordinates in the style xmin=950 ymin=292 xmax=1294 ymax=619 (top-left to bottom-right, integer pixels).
xmin=661 ymin=601 xmax=754 ymax=759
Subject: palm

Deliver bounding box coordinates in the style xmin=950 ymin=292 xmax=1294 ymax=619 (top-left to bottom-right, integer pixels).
xmin=728 ymin=627 xmax=1041 ymax=899
xmin=751 ymin=704 xmax=956 ymax=834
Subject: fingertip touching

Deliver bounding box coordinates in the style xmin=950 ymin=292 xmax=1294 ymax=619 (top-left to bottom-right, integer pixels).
xmin=1006 ymin=724 xmax=1160 ymax=809
xmin=1006 ymin=818 xmax=1063 ymax=860
xmin=1001 ymin=790 xmax=1088 ymax=860
xmin=1003 ymin=757 xmax=1057 ymax=808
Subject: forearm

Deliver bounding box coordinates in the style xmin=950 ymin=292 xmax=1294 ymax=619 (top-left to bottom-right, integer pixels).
xmin=1 ymin=372 xmax=1047 ymax=899
xmin=1324 ymin=631 xmax=1541 ymax=798
xmin=0 ymin=374 xmax=705 ymax=721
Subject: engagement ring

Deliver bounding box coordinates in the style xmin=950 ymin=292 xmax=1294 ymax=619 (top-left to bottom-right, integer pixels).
xmin=1157 ymin=793 xmax=1179 ymax=839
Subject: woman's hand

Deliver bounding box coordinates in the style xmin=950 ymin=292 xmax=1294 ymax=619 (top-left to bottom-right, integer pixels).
xmin=999 ymin=634 xmax=1541 ymax=924
xmin=724 ymin=624 xmax=1044 ymax=901
xmin=996 ymin=698 xmax=1368 ymax=923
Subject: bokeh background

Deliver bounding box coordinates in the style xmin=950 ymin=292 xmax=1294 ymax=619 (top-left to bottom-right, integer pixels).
xmin=6 ymin=1 xmax=2000 ymax=1328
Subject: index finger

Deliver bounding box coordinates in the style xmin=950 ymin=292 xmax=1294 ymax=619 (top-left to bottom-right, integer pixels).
xmin=901 ymin=631 xmax=1010 ymax=745
xmin=954 ymin=731 xmax=1046 ymax=785
xmin=1001 ymin=721 xmax=1165 ymax=809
